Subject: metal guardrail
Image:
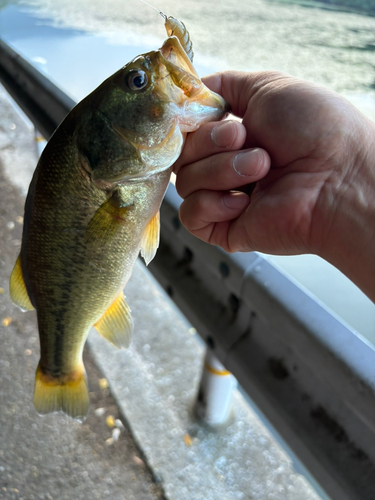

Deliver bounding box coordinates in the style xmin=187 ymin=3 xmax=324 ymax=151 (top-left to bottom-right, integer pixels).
xmin=1 ymin=39 xmax=375 ymax=500
xmin=0 ymin=39 xmax=75 ymax=140
xmin=154 ymin=188 xmax=375 ymax=500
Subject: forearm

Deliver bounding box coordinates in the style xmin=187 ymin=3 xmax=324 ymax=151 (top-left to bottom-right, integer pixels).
xmin=316 ymin=118 xmax=375 ymax=302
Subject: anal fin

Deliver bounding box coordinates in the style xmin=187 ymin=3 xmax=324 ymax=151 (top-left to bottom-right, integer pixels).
xmin=9 ymin=254 xmax=34 ymax=311
xmin=33 ymin=362 xmax=89 ymax=422
xmin=140 ymin=211 xmax=160 ymax=266
xmin=94 ymin=292 xmax=133 ymax=349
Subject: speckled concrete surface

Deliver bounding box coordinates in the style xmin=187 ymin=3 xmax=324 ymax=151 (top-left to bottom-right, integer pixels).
xmin=0 ymin=93 xmax=165 ymax=500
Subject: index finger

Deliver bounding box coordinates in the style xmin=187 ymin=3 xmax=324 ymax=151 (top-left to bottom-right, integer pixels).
xmin=174 ymin=119 xmax=246 ymax=173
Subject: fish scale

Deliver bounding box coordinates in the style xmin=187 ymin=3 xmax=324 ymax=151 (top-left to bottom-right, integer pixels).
xmin=9 ymin=16 xmax=228 ymax=421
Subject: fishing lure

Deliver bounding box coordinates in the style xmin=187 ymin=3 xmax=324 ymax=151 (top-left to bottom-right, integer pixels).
xmin=164 ymin=15 xmax=194 ymax=62
xmin=139 ymin=0 xmax=194 ymax=61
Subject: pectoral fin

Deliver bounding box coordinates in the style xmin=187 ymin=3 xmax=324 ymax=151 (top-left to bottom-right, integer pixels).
xmin=9 ymin=254 xmax=34 ymax=311
xmin=94 ymin=293 xmax=133 ymax=349
xmin=140 ymin=211 xmax=160 ymax=266
xmin=86 ymin=196 xmax=133 ymax=243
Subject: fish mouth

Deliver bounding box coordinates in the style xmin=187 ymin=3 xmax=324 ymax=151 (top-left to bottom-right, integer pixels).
xmin=156 ymin=36 xmax=229 ymax=130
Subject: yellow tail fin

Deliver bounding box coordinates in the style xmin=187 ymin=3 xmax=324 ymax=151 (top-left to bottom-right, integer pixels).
xmin=33 ymin=363 xmax=89 ymax=422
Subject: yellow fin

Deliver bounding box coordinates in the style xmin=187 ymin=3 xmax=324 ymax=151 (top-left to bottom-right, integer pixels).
xmin=33 ymin=363 xmax=89 ymax=422
xmin=140 ymin=211 xmax=160 ymax=266
xmin=9 ymin=254 xmax=34 ymax=311
xmin=86 ymin=196 xmax=133 ymax=243
xmin=94 ymin=292 xmax=133 ymax=349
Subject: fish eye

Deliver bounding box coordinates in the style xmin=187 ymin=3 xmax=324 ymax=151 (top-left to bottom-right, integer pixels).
xmin=126 ymin=70 xmax=148 ymax=91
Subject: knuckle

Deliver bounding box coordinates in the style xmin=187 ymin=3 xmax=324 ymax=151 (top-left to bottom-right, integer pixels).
xmin=175 ymin=172 xmax=185 ymax=197
xmin=178 ymin=202 xmax=194 ymax=230
xmin=206 ymin=152 xmax=232 ymax=186
xmin=206 ymin=154 xmax=218 ymax=177
xmin=194 ymin=191 xmax=207 ymax=213
xmin=188 ymin=123 xmax=217 ymax=159
xmin=179 ymin=192 xmax=206 ymax=231
xmin=187 ymin=133 xmax=207 ymax=162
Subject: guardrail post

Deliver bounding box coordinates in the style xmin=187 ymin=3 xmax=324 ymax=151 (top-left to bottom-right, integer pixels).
xmin=195 ymin=348 xmax=237 ymax=426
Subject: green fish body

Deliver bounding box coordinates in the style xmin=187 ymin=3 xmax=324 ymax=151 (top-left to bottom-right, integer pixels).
xmin=9 ymin=23 xmax=228 ymax=420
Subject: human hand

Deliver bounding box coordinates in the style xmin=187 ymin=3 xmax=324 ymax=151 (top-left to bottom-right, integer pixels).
xmin=174 ymin=71 xmax=375 ymax=263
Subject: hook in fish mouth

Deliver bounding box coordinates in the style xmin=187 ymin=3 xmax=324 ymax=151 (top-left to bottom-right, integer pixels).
xmin=158 ymin=35 xmax=201 ymax=96
xmin=155 ymin=36 xmax=229 ymax=120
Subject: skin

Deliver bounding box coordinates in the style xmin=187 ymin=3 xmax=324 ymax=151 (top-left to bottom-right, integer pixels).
xmin=174 ymin=71 xmax=375 ymax=302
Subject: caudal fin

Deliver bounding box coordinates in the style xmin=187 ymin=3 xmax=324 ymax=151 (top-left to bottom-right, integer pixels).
xmin=33 ymin=363 xmax=89 ymax=422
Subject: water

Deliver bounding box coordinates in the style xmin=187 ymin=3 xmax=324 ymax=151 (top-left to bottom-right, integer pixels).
xmin=0 ymin=0 xmax=374 ymax=341
xmin=2 ymin=0 xmax=375 ymax=113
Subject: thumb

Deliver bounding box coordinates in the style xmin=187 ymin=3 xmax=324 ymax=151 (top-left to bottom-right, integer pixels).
xmin=201 ymin=70 xmax=282 ymax=118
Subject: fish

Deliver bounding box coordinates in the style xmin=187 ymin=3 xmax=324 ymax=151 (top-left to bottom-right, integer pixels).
xmin=9 ymin=16 xmax=228 ymax=421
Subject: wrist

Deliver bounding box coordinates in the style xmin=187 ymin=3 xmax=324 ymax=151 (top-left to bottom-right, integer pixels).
xmin=314 ymin=114 xmax=375 ymax=301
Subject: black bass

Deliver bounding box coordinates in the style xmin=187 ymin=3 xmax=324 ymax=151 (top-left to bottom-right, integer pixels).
xmin=9 ymin=17 xmax=228 ymax=420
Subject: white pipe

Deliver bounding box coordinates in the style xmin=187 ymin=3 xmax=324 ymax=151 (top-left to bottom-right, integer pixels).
xmin=195 ymin=349 xmax=237 ymax=426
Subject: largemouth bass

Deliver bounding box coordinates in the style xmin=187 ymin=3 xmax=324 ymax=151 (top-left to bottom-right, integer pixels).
xmin=9 ymin=17 xmax=228 ymax=421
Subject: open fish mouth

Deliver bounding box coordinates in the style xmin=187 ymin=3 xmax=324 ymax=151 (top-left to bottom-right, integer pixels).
xmin=156 ymin=36 xmax=229 ymax=130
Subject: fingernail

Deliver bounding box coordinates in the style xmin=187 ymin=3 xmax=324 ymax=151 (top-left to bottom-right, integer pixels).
xmin=223 ymin=192 xmax=249 ymax=210
xmin=211 ymin=121 xmax=237 ymax=148
xmin=233 ymin=149 xmax=262 ymax=177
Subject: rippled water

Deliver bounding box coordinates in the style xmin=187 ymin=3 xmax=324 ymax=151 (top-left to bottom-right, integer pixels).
xmin=18 ymin=0 xmax=375 ymax=118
